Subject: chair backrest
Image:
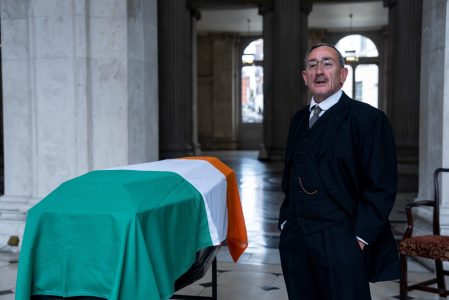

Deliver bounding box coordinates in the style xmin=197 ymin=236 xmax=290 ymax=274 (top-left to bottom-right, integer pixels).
xmin=433 ymin=168 xmax=449 ymax=235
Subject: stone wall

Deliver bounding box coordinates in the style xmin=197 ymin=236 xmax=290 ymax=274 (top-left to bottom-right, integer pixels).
xmin=0 ymin=0 xmax=159 ymax=246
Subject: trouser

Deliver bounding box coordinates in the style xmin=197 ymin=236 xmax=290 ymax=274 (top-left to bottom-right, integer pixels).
xmin=279 ymin=218 xmax=371 ymax=300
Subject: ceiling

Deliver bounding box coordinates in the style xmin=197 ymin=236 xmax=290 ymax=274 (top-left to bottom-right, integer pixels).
xmin=197 ymin=1 xmax=388 ymax=33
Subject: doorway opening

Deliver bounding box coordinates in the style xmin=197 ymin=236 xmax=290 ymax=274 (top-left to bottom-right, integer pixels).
xmin=336 ymin=34 xmax=379 ymax=108
xmin=239 ymin=38 xmax=263 ymax=149
xmin=241 ymin=39 xmax=264 ymax=123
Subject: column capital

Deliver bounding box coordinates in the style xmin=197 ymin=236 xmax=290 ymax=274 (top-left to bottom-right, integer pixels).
xmin=258 ymin=0 xmax=273 ymax=15
xmin=300 ymin=0 xmax=313 ymax=15
xmin=383 ymin=0 xmax=397 ymax=8
xmin=186 ymin=0 xmax=201 ymax=20
xmin=191 ymin=9 xmax=201 ymax=20
xmin=259 ymin=0 xmax=311 ymax=16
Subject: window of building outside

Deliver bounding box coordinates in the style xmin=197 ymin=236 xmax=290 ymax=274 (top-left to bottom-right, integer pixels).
xmin=336 ymin=34 xmax=379 ymax=108
xmin=241 ymin=39 xmax=263 ymax=123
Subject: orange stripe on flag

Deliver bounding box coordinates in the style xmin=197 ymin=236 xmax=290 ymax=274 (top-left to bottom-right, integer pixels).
xmin=182 ymin=156 xmax=248 ymax=262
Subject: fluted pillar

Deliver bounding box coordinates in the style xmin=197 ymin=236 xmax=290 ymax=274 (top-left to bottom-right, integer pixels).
xmin=158 ymin=0 xmax=193 ymax=158
xmin=384 ymin=0 xmax=422 ymax=192
xmin=261 ymin=0 xmax=310 ymax=160
xmin=415 ymin=0 xmax=449 ymax=236
xmin=258 ymin=4 xmax=273 ymax=160
xmin=0 ymin=0 xmax=159 ymax=245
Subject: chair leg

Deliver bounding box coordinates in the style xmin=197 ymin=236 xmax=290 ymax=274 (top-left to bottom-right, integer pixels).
xmin=435 ymin=260 xmax=447 ymax=297
xmin=400 ymin=254 xmax=408 ymax=300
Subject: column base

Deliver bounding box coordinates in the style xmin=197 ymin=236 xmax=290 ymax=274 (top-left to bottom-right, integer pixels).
xmin=397 ymin=146 xmax=419 ymax=193
xmin=193 ymin=142 xmax=202 ymax=156
xmin=0 ymin=195 xmax=41 ymax=249
xmin=257 ymin=143 xmax=270 ymax=161
xmin=265 ymin=147 xmax=285 ymax=161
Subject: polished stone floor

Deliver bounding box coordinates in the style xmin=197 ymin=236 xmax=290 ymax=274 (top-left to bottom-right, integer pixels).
xmin=0 ymin=150 xmax=446 ymax=299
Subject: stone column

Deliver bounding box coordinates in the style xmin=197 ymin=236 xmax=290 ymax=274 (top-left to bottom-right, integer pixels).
xmin=127 ymin=0 xmax=160 ymax=165
xmin=415 ymin=0 xmax=449 ymax=236
xmin=158 ymin=0 xmax=193 ymax=158
xmin=0 ymin=0 xmax=159 ymax=245
xmin=262 ymin=0 xmax=311 ymax=160
xmin=384 ymin=0 xmax=422 ymax=192
xmin=258 ymin=4 xmax=273 ymax=160
xmin=191 ymin=9 xmax=202 ymax=155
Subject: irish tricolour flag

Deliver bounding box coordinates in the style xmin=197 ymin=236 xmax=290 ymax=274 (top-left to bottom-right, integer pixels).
xmin=108 ymin=156 xmax=248 ymax=260
xmin=16 ymin=156 xmax=247 ymax=300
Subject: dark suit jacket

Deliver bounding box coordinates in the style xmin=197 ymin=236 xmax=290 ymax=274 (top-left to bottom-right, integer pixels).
xmin=278 ymin=92 xmax=399 ymax=282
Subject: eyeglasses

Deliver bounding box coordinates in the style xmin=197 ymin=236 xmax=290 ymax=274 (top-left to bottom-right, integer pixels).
xmin=306 ymin=58 xmax=335 ymax=70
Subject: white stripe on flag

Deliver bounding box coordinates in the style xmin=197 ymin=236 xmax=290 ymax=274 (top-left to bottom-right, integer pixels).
xmin=107 ymin=159 xmax=228 ymax=245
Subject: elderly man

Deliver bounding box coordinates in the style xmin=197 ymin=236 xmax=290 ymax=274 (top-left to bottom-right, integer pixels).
xmin=278 ymin=43 xmax=399 ymax=300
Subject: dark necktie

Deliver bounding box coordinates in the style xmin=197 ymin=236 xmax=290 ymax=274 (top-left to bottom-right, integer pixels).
xmin=309 ymin=105 xmax=322 ymax=128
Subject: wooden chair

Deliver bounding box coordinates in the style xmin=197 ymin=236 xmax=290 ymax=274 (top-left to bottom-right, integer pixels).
xmin=400 ymin=168 xmax=449 ymax=300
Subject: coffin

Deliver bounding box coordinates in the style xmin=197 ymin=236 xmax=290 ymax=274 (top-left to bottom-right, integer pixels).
xmin=18 ymin=157 xmax=247 ymax=300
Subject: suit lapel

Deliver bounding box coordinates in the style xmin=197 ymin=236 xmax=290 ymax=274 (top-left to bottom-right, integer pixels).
xmin=318 ymin=93 xmax=352 ymax=158
xmin=286 ymin=107 xmax=309 ymax=163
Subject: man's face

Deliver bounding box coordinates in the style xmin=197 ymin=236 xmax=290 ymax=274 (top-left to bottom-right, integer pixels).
xmin=302 ymin=46 xmax=348 ymax=103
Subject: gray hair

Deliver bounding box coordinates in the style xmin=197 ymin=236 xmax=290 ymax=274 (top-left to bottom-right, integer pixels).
xmin=304 ymin=43 xmax=345 ymax=68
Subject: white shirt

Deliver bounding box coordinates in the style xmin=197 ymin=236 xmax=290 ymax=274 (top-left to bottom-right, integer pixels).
xmin=309 ymin=90 xmax=342 ymax=119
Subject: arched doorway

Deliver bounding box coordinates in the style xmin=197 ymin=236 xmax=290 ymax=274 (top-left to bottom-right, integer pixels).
xmin=239 ymin=38 xmax=263 ymax=149
xmin=335 ymin=34 xmax=379 ymax=108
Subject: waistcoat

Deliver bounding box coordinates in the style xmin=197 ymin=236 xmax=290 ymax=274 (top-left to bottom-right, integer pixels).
xmin=287 ymin=109 xmax=348 ymax=234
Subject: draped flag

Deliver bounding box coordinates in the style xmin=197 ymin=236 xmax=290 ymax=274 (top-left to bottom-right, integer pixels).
xmin=182 ymin=156 xmax=248 ymax=262
xmin=15 ymin=157 xmax=247 ymax=300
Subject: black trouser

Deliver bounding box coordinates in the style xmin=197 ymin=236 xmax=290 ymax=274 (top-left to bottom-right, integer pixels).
xmin=279 ymin=219 xmax=371 ymax=300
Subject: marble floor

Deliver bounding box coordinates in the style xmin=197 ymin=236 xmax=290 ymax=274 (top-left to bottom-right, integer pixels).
xmin=0 ymin=150 xmax=445 ymax=299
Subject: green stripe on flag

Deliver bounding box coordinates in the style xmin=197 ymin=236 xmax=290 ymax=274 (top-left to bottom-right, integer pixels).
xmin=16 ymin=170 xmax=213 ymax=300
